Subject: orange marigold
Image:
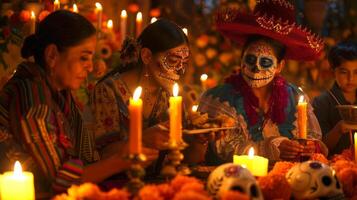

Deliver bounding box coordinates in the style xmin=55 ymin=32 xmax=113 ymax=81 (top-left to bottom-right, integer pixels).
xmin=173 ymin=191 xmax=212 ymax=200
xmin=269 ymin=161 xmax=295 ymax=175
xmin=336 ymin=167 xmax=357 ymax=198
xmin=170 ymin=175 xmax=202 ymax=192
xmin=258 ymin=174 xmax=291 ymax=200
xmin=220 ymin=191 xmax=249 ymax=200
xmin=310 ymin=153 xmax=329 ymax=164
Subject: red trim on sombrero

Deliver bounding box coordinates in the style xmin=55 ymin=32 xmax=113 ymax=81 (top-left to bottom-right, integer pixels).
xmin=216 ymin=0 xmax=324 ymax=61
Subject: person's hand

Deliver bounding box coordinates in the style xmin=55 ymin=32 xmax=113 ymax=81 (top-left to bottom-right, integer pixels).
xmin=335 ymin=120 xmax=353 ymax=134
xmin=278 ymin=139 xmax=304 ymax=161
xmin=301 ymin=140 xmax=317 ymax=157
xmin=141 ymin=147 xmax=159 ymax=168
xmin=142 ymin=124 xmax=170 ymax=150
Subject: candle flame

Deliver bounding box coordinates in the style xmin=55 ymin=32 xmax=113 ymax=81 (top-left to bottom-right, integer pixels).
xmin=182 ymin=28 xmax=188 ymax=36
xmin=95 ymin=2 xmax=102 ymax=10
xmin=121 ymin=10 xmax=127 ymax=18
xmin=54 ymin=0 xmax=60 ymax=4
xmin=200 ymin=74 xmax=208 ymax=81
xmin=298 ymin=95 xmax=304 ymax=103
xmin=173 ymin=83 xmax=179 ymax=97
xmin=332 ymin=169 xmax=336 ymax=176
xmin=241 ymin=164 xmax=247 ymax=168
xmin=73 ymin=4 xmax=78 ymax=13
xmin=248 ymin=147 xmax=254 ymax=158
xmin=136 ymin=12 xmax=142 ymax=21
xmin=151 ymin=17 xmax=157 ymax=24
xmin=191 ymin=105 xmax=198 ymax=112
xmin=133 ymin=87 xmax=142 ymax=100
xmin=107 ymin=19 xmax=113 ymax=29
xmin=14 ymin=161 xmax=22 ymax=177
xmin=31 ymin=11 xmax=35 ymax=18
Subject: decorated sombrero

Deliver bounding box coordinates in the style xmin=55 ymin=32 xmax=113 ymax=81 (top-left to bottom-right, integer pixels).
xmin=216 ymin=0 xmax=324 ymax=61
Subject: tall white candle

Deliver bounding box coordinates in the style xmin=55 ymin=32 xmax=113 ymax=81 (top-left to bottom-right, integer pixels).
xmin=95 ymin=2 xmax=103 ymax=31
xmin=120 ymin=10 xmax=127 ymax=44
xmin=136 ymin=12 xmax=142 ymax=37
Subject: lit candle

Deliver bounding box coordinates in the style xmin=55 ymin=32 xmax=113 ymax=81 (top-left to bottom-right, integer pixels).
xmin=0 ymin=161 xmax=35 ymax=200
xmin=191 ymin=105 xmax=198 ymax=113
xmin=53 ymin=0 xmax=60 ymax=11
xmin=170 ymin=83 xmax=182 ymax=146
xmin=72 ymin=4 xmax=78 ymax=13
xmin=200 ymin=74 xmax=208 ymax=91
xmin=182 ymin=28 xmax=188 ymax=36
xmin=297 ymin=95 xmax=307 ymax=139
xmin=129 ymin=87 xmax=143 ymax=154
xmin=30 ymin=11 xmax=36 ymax=34
xmin=107 ymin=19 xmax=114 ymax=39
xmin=95 ymin=2 xmax=103 ymax=31
xmin=354 ymin=132 xmax=357 ymax=163
xmin=136 ymin=12 xmax=142 ymax=37
xmin=233 ymin=147 xmax=268 ymax=176
xmin=120 ymin=10 xmax=127 ymax=44
xmin=150 ymin=17 xmax=157 ymax=24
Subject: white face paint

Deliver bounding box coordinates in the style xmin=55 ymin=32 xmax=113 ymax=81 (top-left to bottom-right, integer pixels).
xmin=150 ymin=44 xmax=190 ymax=91
xmin=241 ymin=41 xmax=279 ymax=88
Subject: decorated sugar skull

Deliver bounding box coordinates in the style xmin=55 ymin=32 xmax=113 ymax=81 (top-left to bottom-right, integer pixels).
xmin=286 ymin=161 xmax=344 ymax=200
xmin=207 ymin=163 xmax=263 ymax=200
xmin=241 ymin=39 xmax=282 ymax=88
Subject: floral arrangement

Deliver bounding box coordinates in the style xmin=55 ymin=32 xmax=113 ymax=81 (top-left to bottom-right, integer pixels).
xmin=330 ymin=148 xmax=357 ymax=198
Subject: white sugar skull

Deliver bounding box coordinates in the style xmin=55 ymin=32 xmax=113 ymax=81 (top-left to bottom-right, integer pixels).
xmin=286 ymin=161 xmax=345 ymax=200
xmin=207 ymin=163 xmax=263 ymax=200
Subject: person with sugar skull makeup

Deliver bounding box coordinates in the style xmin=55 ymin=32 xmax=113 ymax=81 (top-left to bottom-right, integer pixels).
xmin=90 ymin=19 xmax=191 ymax=175
xmin=195 ymin=0 xmax=328 ymax=163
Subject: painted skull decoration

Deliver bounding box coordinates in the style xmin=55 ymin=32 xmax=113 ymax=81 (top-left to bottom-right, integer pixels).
xmin=207 ymin=163 xmax=263 ymax=200
xmin=241 ymin=40 xmax=279 ymax=88
xmin=286 ymin=161 xmax=345 ymax=200
xmin=151 ymin=45 xmax=190 ymax=89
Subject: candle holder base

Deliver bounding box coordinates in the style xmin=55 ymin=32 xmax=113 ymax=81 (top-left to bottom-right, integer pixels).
xmin=160 ymin=141 xmax=191 ymax=178
xmin=126 ymin=153 xmax=146 ymax=194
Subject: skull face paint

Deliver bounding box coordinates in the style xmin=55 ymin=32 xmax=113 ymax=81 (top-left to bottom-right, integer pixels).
xmin=151 ymin=44 xmax=190 ymax=90
xmin=241 ymin=41 xmax=279 ymax=88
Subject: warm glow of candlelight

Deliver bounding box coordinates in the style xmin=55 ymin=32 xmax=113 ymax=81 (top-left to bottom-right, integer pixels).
xmin=107 ymin=19 xmax=113 ymax=29
xmin=298 ymin=86 xmax=303 ymax=91
xmin=95 ymin=2 xmax=102 ymax=11
xmin=173 ymin=83 xmax=179 ymax=97
xmin=30 ymin=11 xmax=35 ymax=19
xmin=136 ymin=12 xmax=142 ymax=22
xmin=133 ymin=86 xmax=142 ymax=100
xmin=151 ymin=17 xmax=157 ymax=24
xmin=248 ymin=147 xmax=254 ymax=158
xmin=191 ymin=105 xmax=198 ymax=112
xmin=200 ymin=74 xmax=208 ymax=81
xmin=72 ymin=4 xmax=78 ymax=13
xmin=121 ymin=10 xmax=127 ymax=18
xmin=182 ymin=28 xmax=188 ymax=36
xmin=299 ymin=95 xmax=304 ymax=103
xmin=13 ymin=161 xmax=22 ymax=177
xmin=354 ymin=132 xmax=357 ymax=163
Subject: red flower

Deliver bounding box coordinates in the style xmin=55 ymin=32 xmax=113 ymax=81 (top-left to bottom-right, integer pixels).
xmin=19 ymin=10 xmax=31 ymax=22
xmin=39 ymin=10 xmax=50 ymax=22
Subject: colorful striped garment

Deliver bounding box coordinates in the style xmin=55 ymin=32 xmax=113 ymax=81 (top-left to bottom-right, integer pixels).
xmin=0 ymin=62 xmax=99 ymax=196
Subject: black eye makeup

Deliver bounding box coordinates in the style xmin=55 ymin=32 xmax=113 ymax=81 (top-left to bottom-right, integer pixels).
xmin=259 ymin=57 xmax=273 ymax=68
xmin=244 ymin=54 xmax=257 ymax=65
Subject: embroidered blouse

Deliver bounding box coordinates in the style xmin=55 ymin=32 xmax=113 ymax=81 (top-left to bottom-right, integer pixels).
xmin=0 ymin=62 xmax=99 ymax=196
xmin=312 ymin=82 xmax=357 ymax=156
xmin=90 ymin=71 xmax=170 ymax=151
xmin=199 ymin=74 xmax=322 ymax=163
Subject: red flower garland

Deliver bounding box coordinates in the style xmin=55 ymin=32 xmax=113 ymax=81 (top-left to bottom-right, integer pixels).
xmin=225 ymin=74 xmax=289 ymax=126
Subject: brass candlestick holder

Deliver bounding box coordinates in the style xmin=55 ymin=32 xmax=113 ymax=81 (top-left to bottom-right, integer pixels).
xmin=126 ymin=153 xmax=146 ymax=194
xmin=161 ymin=140 xmax=191 ymax=178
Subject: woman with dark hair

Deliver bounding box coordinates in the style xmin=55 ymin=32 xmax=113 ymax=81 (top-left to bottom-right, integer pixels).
xmin=313 ymin=40 xmax=357 ymax=156
xmin=0 ymin=10 xmax=144 ymax=196
xmin=91 ymin=19 xmax=189 ymax=172
xmin=195 ymin=0 xmax=328 ymax=164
